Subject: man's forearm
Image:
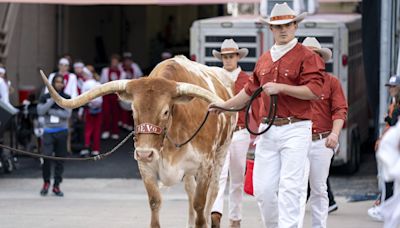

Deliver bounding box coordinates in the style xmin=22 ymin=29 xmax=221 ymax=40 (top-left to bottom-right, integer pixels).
xmin=223 ymin=89 xmax=251 ymax=109
xmin=331 ymin=119 xmax=344 ymax=136
xmin=280 ymin=84 xmax=318 ymax=100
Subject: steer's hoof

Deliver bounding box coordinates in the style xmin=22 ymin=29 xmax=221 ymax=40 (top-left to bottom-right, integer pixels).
xmin=211 ymin=212 xmax=222 ymax=228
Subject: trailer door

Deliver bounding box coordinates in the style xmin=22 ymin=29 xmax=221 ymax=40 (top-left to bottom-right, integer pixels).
xmin=296 ymin=28 xmax=340 ymax=77
xmin=200 ymin=27 xmax=265 ymax=73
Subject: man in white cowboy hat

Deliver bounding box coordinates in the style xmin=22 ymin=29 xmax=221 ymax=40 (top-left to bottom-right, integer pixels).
xmin=209 ymin=2 xmax=325 ymax=228
xmin=209 ymin=39 xmax=251 ymax=228
xmin=298 ymin=37 xmax=347 ymax=228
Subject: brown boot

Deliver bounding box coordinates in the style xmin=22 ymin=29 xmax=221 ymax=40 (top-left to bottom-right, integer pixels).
xmin=211 ymin=212 xmax=222 ymax=228
xmin=229 ymin=219 xmax=241 ymax=228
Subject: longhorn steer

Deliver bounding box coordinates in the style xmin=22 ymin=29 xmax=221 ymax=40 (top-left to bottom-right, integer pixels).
xmin=41 ymin=56 xmax=237 ymax=228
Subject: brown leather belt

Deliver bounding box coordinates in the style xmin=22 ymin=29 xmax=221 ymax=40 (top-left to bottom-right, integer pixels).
xmin=312 ymin=132 xmax=331 ymax=141
xmin=234 ymin=126 xmax=245 ymax=132
xmin=262 ymin=117 xmax=304 ymax=126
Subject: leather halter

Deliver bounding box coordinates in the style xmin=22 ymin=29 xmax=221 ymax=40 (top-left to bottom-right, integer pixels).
xmin=135 ymin=123 xmax=163 ymax=135
xmin=134 ymin=104 xmax=210 ymax=148
xmin=133 ymin=107 xmax=172 ymax=148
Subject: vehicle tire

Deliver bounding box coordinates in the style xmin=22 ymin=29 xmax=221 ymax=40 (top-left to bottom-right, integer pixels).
xmin=355 ymin=133 xmax=361 ymax=170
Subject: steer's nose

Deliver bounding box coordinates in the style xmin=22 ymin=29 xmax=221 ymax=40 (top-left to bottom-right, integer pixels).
xmin=135 ymin=148 xmax=156 ymax=162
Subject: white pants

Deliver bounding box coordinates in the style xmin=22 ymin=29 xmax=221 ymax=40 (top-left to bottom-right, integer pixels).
xmin=212 ymin=129 xmax=251 ymax=221
xmin=377 ymin=122 xmax=400 ymax=227
xmin=298 ymin=139 xmax=334 ymax=228
xmin=253 ymin=121 xmax=312 ymax=228
xmin=382 ymin=193 xmax=400 ymax=228
xmin=377 ymin=122 xmax=400 ymax=187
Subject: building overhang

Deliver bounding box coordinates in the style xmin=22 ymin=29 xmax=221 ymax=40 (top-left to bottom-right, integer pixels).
xmin=0 ymin=0 xmax=258 ymax=5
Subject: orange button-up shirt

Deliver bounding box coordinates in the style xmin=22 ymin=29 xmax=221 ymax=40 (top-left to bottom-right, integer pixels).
xmin=235 ymin=71 xmax=250 ymax=128
xmin=244 ymin=43 xmax=325 ymax=120
xmin=311 ymin=73 xmax=348 ymax=133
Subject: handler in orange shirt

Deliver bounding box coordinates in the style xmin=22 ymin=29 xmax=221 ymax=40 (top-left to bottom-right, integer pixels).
xmin=299 ymin=37 xmax=348 ymax=228
xmin=210 ymin=3 xmax=325 ymax=227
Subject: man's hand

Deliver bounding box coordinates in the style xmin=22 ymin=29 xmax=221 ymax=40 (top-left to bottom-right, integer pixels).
xmin=262 ymin=82 xmax=283 ymax=95
xmin=375 ymin=138 xmax=381 ymax=152
xmin=325 ymin=132 xmax=339 ymax=149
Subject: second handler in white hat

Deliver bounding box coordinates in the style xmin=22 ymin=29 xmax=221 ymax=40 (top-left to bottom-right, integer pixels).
xmin=210 ymin=39 xmax=251 ymax=228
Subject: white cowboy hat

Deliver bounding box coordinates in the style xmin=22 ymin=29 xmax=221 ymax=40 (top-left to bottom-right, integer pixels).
xmin=302 ymin=37 xmax=332 ymax=62
xmin=260 ymin=2 xmax=307 ymax=25
xmin=212 ymin=39 xmax=249 ymax=60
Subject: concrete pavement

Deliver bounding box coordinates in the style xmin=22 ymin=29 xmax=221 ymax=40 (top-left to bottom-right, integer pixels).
xmin=0 ymin=178 xmax=381 ymax=228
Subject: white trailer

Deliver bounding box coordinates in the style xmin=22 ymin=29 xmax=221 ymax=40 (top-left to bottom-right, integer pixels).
xmin=190 ymin=14 xmax=369 ymax=173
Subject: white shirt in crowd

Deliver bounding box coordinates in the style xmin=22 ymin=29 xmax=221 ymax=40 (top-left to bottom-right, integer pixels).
xmin=119 ymin=63 xmax=143 ymax=79
xmin=82 ymin=79 xmax=103 ymax=108
xmin=0 ymin=77 xmax=19 ymax=112
xmin=100 ymin=67 xmax=127 ymax=84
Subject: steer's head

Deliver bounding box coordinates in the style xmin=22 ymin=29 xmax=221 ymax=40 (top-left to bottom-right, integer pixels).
xmin=39 ymin=70 xmax=223 ymax=163
xmin=122 ymin=77 xmax=196 ymax=162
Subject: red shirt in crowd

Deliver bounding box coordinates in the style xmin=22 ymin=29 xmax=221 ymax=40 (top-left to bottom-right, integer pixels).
xmin=123 ymin=65 xmax=134 ymax=79
xmin=311 ymin=73 xmax=348 ymax=134
xmin=108 ymin=67 xmax=121 ymax=81
xmin=244 ymin=43 xmax=325 ymax=120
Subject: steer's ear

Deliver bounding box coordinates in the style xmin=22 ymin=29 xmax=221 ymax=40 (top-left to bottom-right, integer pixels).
xmin=173 ymin=95 xmax=194 ymax=104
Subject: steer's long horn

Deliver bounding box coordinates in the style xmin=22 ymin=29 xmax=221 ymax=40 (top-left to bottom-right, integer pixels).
xmin=176 ymin=82 xmax=225 ymax=103
xmin=40 ymin=70 xmax=129 ymax=109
